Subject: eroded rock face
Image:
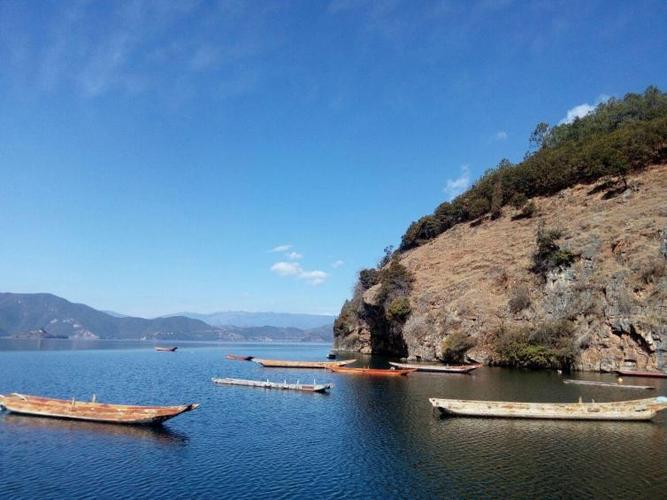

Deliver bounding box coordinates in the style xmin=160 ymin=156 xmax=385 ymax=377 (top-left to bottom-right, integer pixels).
xmin=334 ymin=165 xmax=667 ymax=372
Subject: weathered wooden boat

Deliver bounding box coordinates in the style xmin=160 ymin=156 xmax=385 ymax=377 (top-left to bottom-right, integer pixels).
xmin=225 ymin=354 xmax=254 ymax=361
xmin=616 ymin=369 xmax=667 ymax=379
xmin=253 ymin=358 xmax=355 ymax=369
xmin=389 ymin=361 xmax=481 ymax=373
xmin=563 ymin=379 xmax=655 ymax=390
xmin=328 ymin=366 xmax=416 ymax=376
xmin=429 ymin=396 xmax=667 ymax=421
xmin=212 ymin=377 xmax=332 ymax=393
xmin=0 ymin=393 xmax=199 ymax=425
xmin=155 ymin=346 xmax=178 ymax=352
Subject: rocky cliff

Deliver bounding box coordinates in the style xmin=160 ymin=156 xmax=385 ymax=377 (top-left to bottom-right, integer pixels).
xmin=334 ymin=164 xmax=667 ymax=372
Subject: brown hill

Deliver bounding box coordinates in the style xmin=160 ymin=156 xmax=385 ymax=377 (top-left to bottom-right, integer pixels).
xmin=334 ymin=164 xmax=667 ymax=372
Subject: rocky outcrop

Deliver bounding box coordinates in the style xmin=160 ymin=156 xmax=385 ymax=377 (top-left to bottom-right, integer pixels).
xmin=334 ymin=165 xmax=667 ymax=372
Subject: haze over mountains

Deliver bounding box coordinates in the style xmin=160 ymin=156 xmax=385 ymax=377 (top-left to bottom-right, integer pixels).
xmin=0 ymin=293 xmax=333 ymax=342
xmin=167 ymin=311 xmax=335 ymax=329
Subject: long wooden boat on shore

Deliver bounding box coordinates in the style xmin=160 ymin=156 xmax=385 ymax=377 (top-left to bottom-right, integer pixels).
xmin=616 ymin=369 xmax=667 ymax=379
xmin=389 ymin=361 xmax=481 ymax=373
xmin=564 ymin=379 xmax=655 ymax=390
xmin=225 ymin=354 xmax=254 ymax=361
xmin=212 ymin=377 xmax=332 ymax=393
xmin=253 ymin=358 xmax=354 ymax=369
xmin=429 ymin=396 xmax=667 ymax=421
xmin=155 ymin=346 xmax=178 ymax=352
xmin=328 ymin=366 xmax=416 ymax=376
xmin=0 ymin=393 xmax=199 ymax=425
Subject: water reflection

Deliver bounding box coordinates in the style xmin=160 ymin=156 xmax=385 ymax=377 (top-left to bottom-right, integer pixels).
xmin=1 ymin=414 xmax=189 ymax=445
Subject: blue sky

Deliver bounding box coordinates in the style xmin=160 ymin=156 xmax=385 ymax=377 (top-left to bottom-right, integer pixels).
xmin=1 ymin=0 xmax=666 ymax=317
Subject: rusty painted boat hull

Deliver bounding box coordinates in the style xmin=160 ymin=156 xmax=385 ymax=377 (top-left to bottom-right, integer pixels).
xmin=389 ymin=361 xmax=481 ymax=373
xmin=0 ymin=393 xmax=199 ymax=425
xmin=328 ymin=366 xmax=416 ymax=376
xmin=253 ymin=358 xmax=354 ymax=369
xmin=429 ymin=396 xmax=667 ymax=421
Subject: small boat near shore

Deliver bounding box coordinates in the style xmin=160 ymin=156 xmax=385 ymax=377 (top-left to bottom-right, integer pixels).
xmin=253 ymin=358 xmax=354 ymax=369
xmin=429 ymin=396 xmax=667 ymax=421
xmin=212 ymin=377 xmax=332 ymax=393
xmin=328 ymin=366 xmax=416 ymax=376
xmin=616 ymin=369 xmax=667 ymax=379
xmin=225 ymin=354 xmax=254 ymax=361
xmin=0 ymin=393 xmax=199 ymax=425
xmin=155 ymin=346 xmax=178 ymax=352
xmin=389 ymin=361 xmax=481 ymax=373
xmin=563 ymin=379 xmax=655 ymax=390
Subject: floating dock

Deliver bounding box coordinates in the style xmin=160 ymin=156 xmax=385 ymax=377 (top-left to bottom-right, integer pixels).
xmin=212 ymin=377 xmax=332 ymax=393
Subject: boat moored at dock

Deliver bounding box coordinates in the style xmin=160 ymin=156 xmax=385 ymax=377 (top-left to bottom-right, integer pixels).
xmin=253 ymin=358 xmax=354 ymax=369
xmin=328 ymin=366 xmax=416 ymax=376
xmin=0 ymin=393 xmax=199 ymax=425
xmin=389 ymin=361 xmax=481 ymax=373
xmin=212 ymin=377 xmax=332 ymax=393
xmin=429 ymin=396 xmax=667 ymax=421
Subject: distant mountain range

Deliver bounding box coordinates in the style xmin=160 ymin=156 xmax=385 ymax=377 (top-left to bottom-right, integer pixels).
xmin=0 ymin=293 xmax=333 ymax=343
xmin=166 ymin=311 xmax=335 ymax=329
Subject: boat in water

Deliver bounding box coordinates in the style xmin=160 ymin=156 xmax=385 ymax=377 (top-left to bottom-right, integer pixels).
xmin=327 ymin=351 xmax=336 ymax=360
xmin=0 ymin=393 xmax=199 ymax=425
xmin=225 ymin=354 xmax=254 ymax=361
xmin=616 ymin=369 xmax=667 ymax=379
xmin=429 ymin=396 xmax=667 ymax=421
xmin=212 ymin=377 xmax=332 ymax=393
xmin=328 ymin=366 xmax=416 ymax=376
xmin=563 ymin=379 xmax=655 ymax=390
xmin=155 ymin=346 xmax=178 ymax=352
xmin=253 ymin=358 xmax=354 ymax=369
xmin=389 ymin=361 xmax=481 ymax=373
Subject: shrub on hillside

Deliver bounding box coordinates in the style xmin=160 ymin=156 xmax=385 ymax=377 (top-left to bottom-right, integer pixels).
xmin=440 ymin=331 xmax=476 ymax=363
xmin=359 ymin=268 xmax=380 ymax=290
xmin=531 ymin=225 xmax=576 ymax=280
xmin=386 ymin=297 xmax=411 ymax=322
xmin=508 ymin=285 xmax=531 ymax=313
xmin=492 ymin=320 xmax=576 ymax=370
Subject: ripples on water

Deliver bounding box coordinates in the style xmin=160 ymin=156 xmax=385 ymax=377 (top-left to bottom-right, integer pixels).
xmin=0 ymin=340 xmax=665 ymax=499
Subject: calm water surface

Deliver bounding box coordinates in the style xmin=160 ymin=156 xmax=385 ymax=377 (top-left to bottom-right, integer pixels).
xmin=1 ymin=340 xmax=666 ymax=499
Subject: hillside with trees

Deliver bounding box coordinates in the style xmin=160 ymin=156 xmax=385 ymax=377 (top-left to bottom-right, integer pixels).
xmin=334 ymin=86 xmax=667 ymax=372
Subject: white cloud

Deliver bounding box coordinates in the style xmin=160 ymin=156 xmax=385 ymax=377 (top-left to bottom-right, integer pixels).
xmin=270 ymin=261 xmax=302 ymax=276
xmin=270 ymin=261 xmax=328 ymax=286
xmin=298 ymin=270 xmax=329 ymax=286
xmin=443 ymin=164 xmax=471 ymax=200
xmin=270 ymin=244 xmax=292 ymax=253
xmin=559 ymin=95 xmax=611 ymax=125
xmin=495 ymin=130 xmax=508 ymax=140
xmin=286 ymin=251 xmax=303 ymax=260
xmin=331 ymin=259 xmax=344 ymax=269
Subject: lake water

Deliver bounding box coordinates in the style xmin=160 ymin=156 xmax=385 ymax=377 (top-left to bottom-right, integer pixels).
xmin=1 ymin=339 xmax=666 ymax=499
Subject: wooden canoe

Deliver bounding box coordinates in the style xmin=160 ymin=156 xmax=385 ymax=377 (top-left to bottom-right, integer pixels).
xmin=212 ymin=377 xmax=332 ymax=393
xmin=155 ymin=346 xmax=178 ymax=352
xmin=429 ymin=396 xmax=667 ymax=421
xmin=328 ymin=366 xmax=416 ymax=376
xmin=253 ymin=358 xmax=355 ymax=369
xmin=616 ymin=369 xmax=667 ymax=379
xmin=389 ymin=361 xmax=481 ymax=373
xmin=563 ymin=379 xmax=655 ymax=390
xmin=225 ymin=354 xmax=254 ymax=361
xmin=0 ymin=393 xmax=199 ymax=425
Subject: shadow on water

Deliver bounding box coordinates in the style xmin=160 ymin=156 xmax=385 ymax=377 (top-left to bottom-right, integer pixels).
xmin=0 ymin=413 xmax=189 ymax=445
